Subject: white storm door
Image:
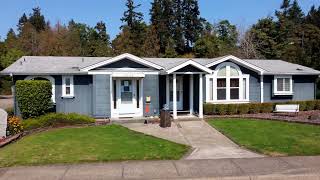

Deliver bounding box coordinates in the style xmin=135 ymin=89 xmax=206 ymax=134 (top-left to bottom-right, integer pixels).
xmin=119 ymin=79 xmax=136 ymax=115
xmin=169 ymin=76 xmax=183 ymax=110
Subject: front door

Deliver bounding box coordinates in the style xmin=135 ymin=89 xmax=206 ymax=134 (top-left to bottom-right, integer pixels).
xmin=113 ymin=78 xmax=143 ymax=118
xmin=169 ymin=76 xmax=183 ymax=110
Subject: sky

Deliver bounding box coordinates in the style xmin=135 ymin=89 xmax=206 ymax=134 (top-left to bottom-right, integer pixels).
xmin=0 ymin=0 xmax=319 ymax=40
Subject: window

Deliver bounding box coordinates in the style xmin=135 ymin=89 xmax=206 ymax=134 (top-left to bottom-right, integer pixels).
xmin=217 ymin=79 xmax=226 ymax=100
xmin=273 ymin=76 xmax=293 ymax=95
xmin=206 ymin=62 xmax=250 ymax=102
xmin=62 ymin=76 xmax=74 ymax=97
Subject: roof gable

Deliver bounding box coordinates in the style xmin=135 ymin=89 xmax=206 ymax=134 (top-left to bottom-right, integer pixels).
xmin=80 ymin=53 xmax=163 ymax=71
xmin=94 ymin=58 xmax=151 ymax=69
xmin=166 ymin=60 xmax=212 ymax=74
xmin=205 ymin=55 xmax=265 ymax=75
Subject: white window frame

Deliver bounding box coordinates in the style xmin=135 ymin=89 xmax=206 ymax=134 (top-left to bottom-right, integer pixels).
xmin=206 ymin=62 xmax=250 ymax=104
xmin=62 ymin=75 xmax=74 ymax=98
xmin=273 ymin=75 xmax=293 ymax=96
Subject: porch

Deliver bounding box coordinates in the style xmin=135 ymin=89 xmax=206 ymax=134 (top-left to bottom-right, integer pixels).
xmin=160 ymin=73 xmax=206 ymax=120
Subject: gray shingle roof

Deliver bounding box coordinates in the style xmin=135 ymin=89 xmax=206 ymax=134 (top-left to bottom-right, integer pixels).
xmin=244 ymin=59 xmax=320 ymax=75
xmin=1 ymin=55 xmax=319 ymax=75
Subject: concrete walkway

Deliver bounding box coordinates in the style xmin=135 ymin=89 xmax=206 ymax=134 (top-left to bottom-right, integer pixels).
xmin=123 ymin=120 xmax=263 ymax=159
xmin=1 ymin=156 xmax=320 ymax=179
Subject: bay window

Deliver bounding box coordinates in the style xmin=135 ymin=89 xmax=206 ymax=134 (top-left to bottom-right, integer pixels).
xmin=206 ymin=62 xmax=249 ymax=102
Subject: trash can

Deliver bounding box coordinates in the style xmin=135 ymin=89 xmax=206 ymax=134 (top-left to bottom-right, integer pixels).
xmin=160 ymin=105 xmax=171 ymax=128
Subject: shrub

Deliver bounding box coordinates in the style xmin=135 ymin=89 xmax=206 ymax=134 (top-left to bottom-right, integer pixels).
xmin=237 ymin=104 xmax=249 ymax=114
xmin=16 ymin=80 xmax=53 ymax=119
xmin=215 ymin=104 xmax=227 ymax=115
xmin=305 ymin=101 xmax=316 ymax=111
xmin=226 ymin=104 xmax=238 ymax=115
xmin=249 ymin=103 xmax=260 ymax=114
xmin=260 ymin=103 xmax=274 ymax=113
xmin=5 ymin=107 xmax=14 ymax=117
xmin=315 ymin=100 xmax=320 ymax=110
xmin=7 ymin=116 xmax=23 ymax=135
xmin=204 ymin=103 xmax=215 ymax=115
xmin=22 ymin=113 xmax=95 ymax=131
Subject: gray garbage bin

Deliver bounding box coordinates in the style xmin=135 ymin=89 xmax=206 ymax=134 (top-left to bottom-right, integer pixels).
xmin=160 ymin=105 xmax=171 ymax=128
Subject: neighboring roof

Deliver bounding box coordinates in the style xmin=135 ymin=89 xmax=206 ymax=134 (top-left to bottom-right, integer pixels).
xmin=1 ymin=54 xmax=320 ymax=76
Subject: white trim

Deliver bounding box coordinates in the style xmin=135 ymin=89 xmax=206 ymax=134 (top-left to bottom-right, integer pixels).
xmin=205 ymin=55 xmax=264 ymax=75
xmin=24 ymin=75 xmax=56 ymax=103
xmin=62 ymin=75 xmax=74 ymax=97
xmin=189 ymin=75 xmax=193 ymax=115
xmin=273 ymin=75 xmax=293 ymax=96
xmin=111 ymin=77 xmax=143 ymax=118
xmin=173 ymin=74 xmax=177 ymax=119
xmin=205 ymin=62 xmax=250 ymax=103
xmin=260 ymin=75 xmax=264 ymax=103
xmin=88 ymin=71 xmax=159 ymax=75
xmin=166 ymin=60 xmax=213 ymax=74
xmin=199 ymin=74 xmax=203 ymax=118
xmin=81 ymin=53 xmax=163 ymax=71
xmin=166 ymin=75 xmax=170 ymax=108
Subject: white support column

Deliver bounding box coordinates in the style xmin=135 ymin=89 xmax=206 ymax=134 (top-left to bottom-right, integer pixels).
xmin=260 ymin=75 xmax=264 ymax=103
xmin=199 ymin=74 xmax=203 ymax=118
xmin=189 ymin=75 xmax=194 ymax=115
xmin=166 ymin=75 xmax=170 ymax=108
xmin=173 ymin=74 xmax=177 ymax=119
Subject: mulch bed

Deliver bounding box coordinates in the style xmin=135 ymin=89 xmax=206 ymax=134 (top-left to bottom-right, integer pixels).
xmin=205 ymin=110 xmax=320 ymax=125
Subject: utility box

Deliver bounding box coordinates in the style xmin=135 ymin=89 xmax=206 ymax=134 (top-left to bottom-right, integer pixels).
xmin=160 ymin=109 xmax=171 ymax=128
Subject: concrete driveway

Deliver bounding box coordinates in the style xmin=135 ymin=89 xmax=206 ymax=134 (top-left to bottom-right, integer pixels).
xmin=122 ymin=120 xmax=263 ymax=159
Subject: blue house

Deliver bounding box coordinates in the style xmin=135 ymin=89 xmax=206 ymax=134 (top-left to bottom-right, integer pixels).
xmin=1 ymin=53 xmax=319 ymax=119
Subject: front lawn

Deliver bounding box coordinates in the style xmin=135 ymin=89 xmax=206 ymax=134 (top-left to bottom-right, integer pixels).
xmin=0 ymin=125 xmax=189 ymax=167
xmin=208 ymin=119 xmax=320 ymax=156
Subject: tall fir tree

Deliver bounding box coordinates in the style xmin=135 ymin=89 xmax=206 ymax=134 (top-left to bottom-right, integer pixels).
xmin=28 ymin=7 xmax=46 ymax=32
xmin=182 ymin=0 xmax=202 ymax=52
xmin=17 ymin=13 xmax=28 ymax=34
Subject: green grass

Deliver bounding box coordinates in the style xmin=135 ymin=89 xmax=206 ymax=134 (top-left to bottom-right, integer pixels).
xmin=208 ymin=118 xmax=320 ymax=156
xmin=0 ymin=125 xmax=189 ymax=167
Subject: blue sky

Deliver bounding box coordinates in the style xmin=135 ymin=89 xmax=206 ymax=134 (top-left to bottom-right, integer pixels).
xmin=0 ymin=0 xmax=319 ymax=40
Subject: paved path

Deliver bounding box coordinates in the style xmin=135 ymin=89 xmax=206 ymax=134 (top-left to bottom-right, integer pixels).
xmin=1 ymin=156 xmax=320 ymax=179
xmin=0 ymin=96 xmax=13 ymax=110
xmin=123 ymin=120 xmax=263 ymax=159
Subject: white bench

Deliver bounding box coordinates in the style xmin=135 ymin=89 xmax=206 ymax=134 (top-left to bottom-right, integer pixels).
xmin=274 ymin=104 xmax=299 ymax=115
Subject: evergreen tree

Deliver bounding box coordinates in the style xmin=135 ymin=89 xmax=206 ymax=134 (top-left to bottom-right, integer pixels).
xmin=121 ymin=0 xmax=143 ymax=30
xmin=306 ymin=5 xmax=320 ymax=28
xmin=150 ymin=0 xmax=175 ymax=54
xmin=142 ymin=26 xmax=160 ymax=57
xmin=29 ymin=7 xmax=46 ymax=32
xmin=215 ymin=20 xmax=238 ymax=52
xmin=173 ymin=0 xmax=185 ymax=54
xmin=182 ymin=0 xmax=202 ymax=51
xmin=17 ymin=13 xmax=28 ymax=34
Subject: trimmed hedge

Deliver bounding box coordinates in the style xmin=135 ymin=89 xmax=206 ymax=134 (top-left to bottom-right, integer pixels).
xmin=16 ymin=80 xmax=53 ymax=119
xmin=204 ymin=100 xmax=320 ymax=115
xmin=22 ymin=113 xmax=95 ymax=131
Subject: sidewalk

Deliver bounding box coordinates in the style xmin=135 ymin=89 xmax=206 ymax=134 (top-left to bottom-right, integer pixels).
xmin=1 ymin=156 xmax=320 ymax=180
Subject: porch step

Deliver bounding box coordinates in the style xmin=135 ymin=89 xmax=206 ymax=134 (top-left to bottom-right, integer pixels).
xmin=111 ymin=117 xmax=160 ymax=124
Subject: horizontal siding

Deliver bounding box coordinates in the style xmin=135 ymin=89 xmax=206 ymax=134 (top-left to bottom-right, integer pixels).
xmin=92 ymin=75 xmax=111 ymax=118
xmin=143 ymin=75 xmax=159 ymax=116
xmin=55 ymin=75 xmax=93 ymax=116
xmin=263 ymin=75 xmax=317 ymax=102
